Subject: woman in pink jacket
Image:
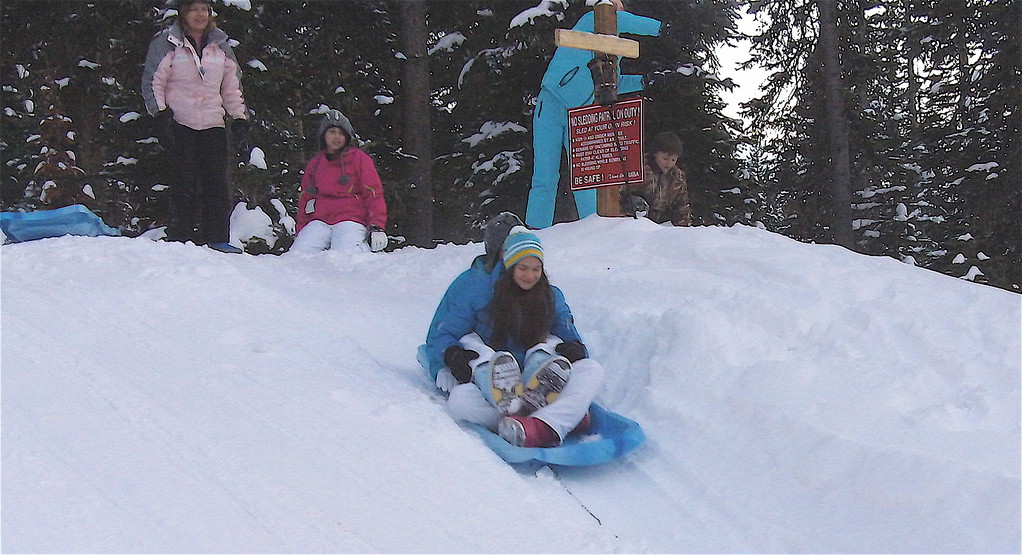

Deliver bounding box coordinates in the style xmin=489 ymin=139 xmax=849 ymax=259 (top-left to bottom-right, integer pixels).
xmin=291 ymin=110 xmax=388 ymax=253
xmin=141 ymin=0 xmax=249 ymax=252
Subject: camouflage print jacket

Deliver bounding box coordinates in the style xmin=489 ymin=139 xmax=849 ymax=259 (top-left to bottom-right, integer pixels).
xmin=620 ymin=163 xmax=692 ymax=226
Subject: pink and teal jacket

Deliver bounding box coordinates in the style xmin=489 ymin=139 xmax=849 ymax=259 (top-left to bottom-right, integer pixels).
xmin=142 ymin=24 xmax=247 ymax=130
xmin=297 ymin=148 xmax=387 ymax=233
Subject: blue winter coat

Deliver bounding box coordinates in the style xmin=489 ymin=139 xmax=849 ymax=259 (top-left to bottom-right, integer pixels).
xmin=420 ymin=254 xmax=584 ymax=380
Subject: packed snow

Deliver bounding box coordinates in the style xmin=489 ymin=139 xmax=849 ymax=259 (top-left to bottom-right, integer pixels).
xmin=2 ymin=216 xmax=1019 ymax=553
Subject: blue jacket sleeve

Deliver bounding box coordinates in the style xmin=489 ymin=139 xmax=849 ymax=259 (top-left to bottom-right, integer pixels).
xmin=617 ymin=12 xmax=661 ymax=93
xmin=568 ymin=11 xmax=662 ymax=37
xmin=619 ymin=74 xmax=644 ymax=94
xmin=618 ymin=11 xmax=662 ymax=37
xmin=421 ymin=258 xmax=500 ymax=380
xmin=422 ymin=273 xmax=478 ymax=379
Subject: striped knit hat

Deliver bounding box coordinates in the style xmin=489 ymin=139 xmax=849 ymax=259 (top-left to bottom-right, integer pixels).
xmin=502 ymin=227 xmax=543 ymax=269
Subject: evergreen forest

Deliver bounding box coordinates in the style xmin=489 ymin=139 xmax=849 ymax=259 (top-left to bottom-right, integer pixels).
xmin=1 ymin=0 xmax=1018 ymax=292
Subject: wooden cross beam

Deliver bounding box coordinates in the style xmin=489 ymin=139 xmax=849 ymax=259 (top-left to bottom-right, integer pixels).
xmin=554 ymin=29 xmax=639 ymax=59
xmin=553 ymin=1 xmax=639 ymax=59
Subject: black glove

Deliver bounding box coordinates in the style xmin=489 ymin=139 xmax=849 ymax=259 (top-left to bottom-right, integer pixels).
xmin=231 ymin=118 xmax=251 ymax=156
xmin=555 ymin=340 xmax=587 ymax=363
xmin=155 ymin=109 xmax=176 ymax=151
xmin=622 ymin=195 xmax=649 ymax=218
xmin=443 ymin=345 xmax=478 ymax=384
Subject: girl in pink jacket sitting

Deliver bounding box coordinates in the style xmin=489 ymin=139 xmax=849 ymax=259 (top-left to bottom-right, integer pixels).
xmin=292 ymin=110 xmax=388 ymax=253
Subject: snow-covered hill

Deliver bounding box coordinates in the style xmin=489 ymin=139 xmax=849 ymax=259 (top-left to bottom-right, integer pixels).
xmin=2 ymin=217 xmax=1018 ymax=553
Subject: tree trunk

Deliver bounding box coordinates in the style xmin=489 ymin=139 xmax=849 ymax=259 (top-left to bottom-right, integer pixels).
xmin=955 ymin=14 xmax=970 ymax=131
xmin=904 ymin=0 xmax=920 ymax=138
xmin=399 ymin=0 xmax=433 ymax=246
xmin=818 ymin=0 xmax=853 ymax=248
xmin=593 ymin=2 xmax=622 ymax=216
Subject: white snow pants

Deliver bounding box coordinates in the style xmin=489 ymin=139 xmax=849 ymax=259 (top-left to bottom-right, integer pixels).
xmin=442 ymin=333 xmax=605 ymax=440
xmin=290 ymin=220 xmax=369 ymax=253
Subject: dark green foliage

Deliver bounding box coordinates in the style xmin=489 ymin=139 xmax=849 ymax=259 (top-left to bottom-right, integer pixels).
xmin=2 ymin=1 xmax=156 ymax=231
xmin=745 ymin=0 xmax=1019 ymax=291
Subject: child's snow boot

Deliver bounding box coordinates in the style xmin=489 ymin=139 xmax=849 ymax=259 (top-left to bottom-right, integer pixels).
xmin=570 ymin=410 xmax=592 ymax=436
xmin=476 ymin=351 xmax=523 ymax=415
xmin=520 ymin=353 xmax=571 ymax=414
xmin=497 ymin=415 xmax=560 ymax=448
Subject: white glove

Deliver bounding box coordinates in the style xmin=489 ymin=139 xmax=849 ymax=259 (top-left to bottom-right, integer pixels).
xmin=635 ymin=203 xmax=649 ymax=219
xmin=369 ymin=227 xmax=387 ymax=252
xmin=435 ymin=368 xmax=458 ymax=393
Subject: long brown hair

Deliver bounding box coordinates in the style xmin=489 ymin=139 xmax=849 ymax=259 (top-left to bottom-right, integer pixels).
xmin=488 ymin=268 xmax=555 ymax=350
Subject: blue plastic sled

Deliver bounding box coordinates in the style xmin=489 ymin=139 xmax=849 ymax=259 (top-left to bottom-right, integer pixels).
xmin=1 ymin=204 xmax=120 ymax=243
xmin=472 ymin=403 xmax=645 ymax=466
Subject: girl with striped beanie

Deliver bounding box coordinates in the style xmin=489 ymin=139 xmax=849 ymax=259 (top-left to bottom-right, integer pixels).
xmin=429 ymin=225 xmax=607 ymax=449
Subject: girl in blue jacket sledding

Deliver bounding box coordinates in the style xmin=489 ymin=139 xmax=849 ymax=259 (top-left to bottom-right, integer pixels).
xmin=419 ymin=217 xmax=604 ymax=448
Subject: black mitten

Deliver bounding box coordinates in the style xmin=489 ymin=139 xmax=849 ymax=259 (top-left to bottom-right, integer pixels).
xmin=555 ymin=340 xmax=587 ymax=362
xmin=623 ymin=195 xmax=649 ymax=218
xmin=231 ymin=118 xmax=251 ymax=156
xmin=367 ymin=225 xmax=387 ymax=252
xmin=443 ymin=345 xmax=479 ymax=384
xmin=156 ymin=109 xmax=176 ymax=151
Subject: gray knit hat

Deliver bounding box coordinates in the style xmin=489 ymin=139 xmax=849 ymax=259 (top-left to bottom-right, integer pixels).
xmin=318 ymin=109 xmax=355 ymax=151
xmin=483 ymin=212 xmax=524 ymax=272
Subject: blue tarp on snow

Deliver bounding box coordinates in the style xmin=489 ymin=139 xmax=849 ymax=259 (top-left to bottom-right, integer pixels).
xmin=1 ymin=204 xmax=120 ymax=243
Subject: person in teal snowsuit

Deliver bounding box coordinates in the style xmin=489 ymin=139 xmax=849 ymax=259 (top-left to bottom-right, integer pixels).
xmin=525 ymin=1 xmax=661 ymax=229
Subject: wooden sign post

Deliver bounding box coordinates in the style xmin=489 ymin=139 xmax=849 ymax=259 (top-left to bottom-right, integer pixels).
xmin=554 ymin=0 xmax=641 ymax=217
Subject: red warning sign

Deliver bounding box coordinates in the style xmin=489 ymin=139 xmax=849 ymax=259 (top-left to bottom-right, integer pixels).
xmin=568 ymin=97 xmax=644 ymax=191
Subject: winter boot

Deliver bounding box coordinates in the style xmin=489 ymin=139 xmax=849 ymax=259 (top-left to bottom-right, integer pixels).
xmin=520 ymin=353 xmax=571 ymax=414
xmin=570 ymin=410 xmax=592 ymax=436
xmin=497 ymin=416 xmax=560 ymax=448
xmin=477 ymin=351 xmax=523 ymax=415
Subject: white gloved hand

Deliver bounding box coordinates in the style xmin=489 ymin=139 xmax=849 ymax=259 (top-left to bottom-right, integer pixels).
xmin=435 ymin=368 xmax=458 ymax=393
xmin=369 ymin=227 xmax=387 ymax=252
xmin=635 ymin=203 xmax=649 ymax=219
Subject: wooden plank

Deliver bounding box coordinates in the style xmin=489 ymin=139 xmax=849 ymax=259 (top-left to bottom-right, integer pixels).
xmin=597 ymin=186 xmax=623 ymax=217
xmin=554 ymin=29 xmax=639 ymax=58
xmin=594 ymin=2 xmax=617 ymax=36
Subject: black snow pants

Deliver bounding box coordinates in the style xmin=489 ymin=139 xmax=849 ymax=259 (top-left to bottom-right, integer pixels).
xmin=165 ymin=123 xmax=231 ymax=245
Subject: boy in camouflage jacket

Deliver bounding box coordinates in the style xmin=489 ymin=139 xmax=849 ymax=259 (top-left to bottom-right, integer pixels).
xmin=620 ymin=131 xmax=692 ymax=226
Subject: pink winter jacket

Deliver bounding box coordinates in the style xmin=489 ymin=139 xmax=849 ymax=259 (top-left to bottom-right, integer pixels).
xmin=297 ymin=148 xmax=387 ymax=233
xmin=142 ymin=25 xmax=247 ymax=130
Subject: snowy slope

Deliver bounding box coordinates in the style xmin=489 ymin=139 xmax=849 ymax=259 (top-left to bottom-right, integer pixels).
xmin=2 ymin=216 xmax=1019 ymax=553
